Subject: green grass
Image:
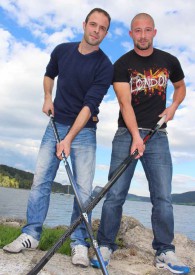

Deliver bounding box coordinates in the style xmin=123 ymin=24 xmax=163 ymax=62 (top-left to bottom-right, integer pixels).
xmin=0 ymin=225 xmax=71 ymax=255
xmin=0 ymin=224 xmax=124 ymax=255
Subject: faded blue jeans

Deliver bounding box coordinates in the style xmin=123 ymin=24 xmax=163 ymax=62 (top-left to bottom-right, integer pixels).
xmin=22 ymin=121 xmax=96 ymax=248
xmin=97 ymin=127 xmax=175 ymax=254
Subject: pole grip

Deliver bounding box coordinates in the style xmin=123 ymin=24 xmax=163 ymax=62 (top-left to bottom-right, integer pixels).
xmin=157 ymin=115 xmax=166 ymax=128
xmin=48 ymin=110 xmax=53 ymax=117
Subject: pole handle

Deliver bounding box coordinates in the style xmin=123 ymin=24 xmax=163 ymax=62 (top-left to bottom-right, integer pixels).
xmin=157 ymin=115 xmax=166 ymax=128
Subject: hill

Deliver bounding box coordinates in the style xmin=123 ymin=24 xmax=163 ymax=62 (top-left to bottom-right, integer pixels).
xmin=0 ymin=164 xmax=74 ymax=194
xmin=172 ymin=191 xmax=195 ymax=205
xmin=126 ymin=192 xmax=195 ymax=205
xmin=93 ymin=185 xmax=195 ymax=206
xmin=0 ymin=165 xmax=194 ymax=205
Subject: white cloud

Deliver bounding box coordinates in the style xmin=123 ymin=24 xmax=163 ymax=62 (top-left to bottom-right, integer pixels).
xmin=167 ymin=87 xmax=195 ymax=162
xmin=172 ymin=174 xmax=195 ymax=193
xmin=40 ymin=28 xmax=76 ymax=52
xmin=121 ymin=41 xmax=132 ymax=52
xmin=0 ymin=29 xmax=13 ymax=61
xmin=0 ymin=27 xmax=49 ymax=171
xmin=96 ymin=164 xmax=109 ymax=171
xmin=0 ymin=0 xmax=195 ymax=195
xmin=97 ymin=95 xmax=119 ymax=146
xmin=114 ymin=27 xmax=124 ymax=36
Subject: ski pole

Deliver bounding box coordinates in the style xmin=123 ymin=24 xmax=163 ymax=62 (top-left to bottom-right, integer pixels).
xmin=49 ymin=112 xmax=108 ymax=274
xmin=26 ymin=115 xmax=166 ymax=275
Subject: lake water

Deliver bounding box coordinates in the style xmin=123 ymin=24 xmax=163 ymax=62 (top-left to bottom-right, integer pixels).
xmin=0 ymin=187 xmax=195 ymax=241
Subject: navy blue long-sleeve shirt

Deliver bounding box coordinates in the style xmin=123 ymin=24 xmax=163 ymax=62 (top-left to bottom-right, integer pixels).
xmin=45 ymin=42 xmax=113 ymax=128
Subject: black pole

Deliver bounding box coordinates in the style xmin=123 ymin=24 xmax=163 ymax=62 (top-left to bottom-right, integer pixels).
xmin=27 ymin=115 xmax=166 ymax=275
xmin=47 ymin=113 xmax=108 ymax=274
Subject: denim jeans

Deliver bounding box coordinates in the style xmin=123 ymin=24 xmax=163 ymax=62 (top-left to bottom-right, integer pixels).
xmin=97 ymin=127 xmax=175 ymax=254
xmin=22 ymin=121 xmax=96 ymax=247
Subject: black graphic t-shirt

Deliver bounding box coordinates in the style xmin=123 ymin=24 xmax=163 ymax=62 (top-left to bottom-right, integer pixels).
xmin=113 ymin=48 xmax=184 ymax=128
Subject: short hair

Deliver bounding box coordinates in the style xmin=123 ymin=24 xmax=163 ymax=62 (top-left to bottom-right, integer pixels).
xmin=131 ymin=13 xmax=155 ymax=29
xmin=85 ymin=8 xmax=111 ymax=31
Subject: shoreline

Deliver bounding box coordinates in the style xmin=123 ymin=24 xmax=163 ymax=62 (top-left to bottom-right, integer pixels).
xmin=1 ymin=216 xmax=195 ymax=275
xmin=1 ymin=186 xmax=195 ymax=206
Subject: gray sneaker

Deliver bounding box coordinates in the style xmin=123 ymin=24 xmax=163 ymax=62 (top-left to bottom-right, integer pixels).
xmin=71 ymin=245 xmax=89 ymax=267
xmin=155 ymin=251 xmax=190 ymax=274
xmin=90 ymin=246 xmax=112 ymax=268
xmin=3 ymin=233 xmax=39 ymax=253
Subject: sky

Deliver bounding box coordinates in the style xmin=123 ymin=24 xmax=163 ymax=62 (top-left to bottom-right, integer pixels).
xmin=0 ymin=0 xmax=195 ymax=197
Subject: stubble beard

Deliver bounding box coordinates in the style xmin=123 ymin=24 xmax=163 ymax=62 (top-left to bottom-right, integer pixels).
xmin=84 ymin=33 xmax=101 ymax=47
xmin=135 ymin=40 xmax=152 ymax=51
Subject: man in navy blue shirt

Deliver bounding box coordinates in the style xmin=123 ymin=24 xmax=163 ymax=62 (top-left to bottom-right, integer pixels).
xmin=3 ymin=8 xmax=113 ymax=268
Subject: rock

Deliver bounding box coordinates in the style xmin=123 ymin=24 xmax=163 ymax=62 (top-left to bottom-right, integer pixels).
xmin=0 ymin=216 xmax=195 ymax=275
xmin=0 ymin=217 xmax=26 ymax=227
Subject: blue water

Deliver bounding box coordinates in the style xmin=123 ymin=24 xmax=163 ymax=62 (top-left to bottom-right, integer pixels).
xmin=0 ymin=187 xmax=195 ymax=241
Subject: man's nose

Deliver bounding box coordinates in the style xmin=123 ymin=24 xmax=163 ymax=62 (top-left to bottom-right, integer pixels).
xmin=141 ymin=30 xmax=146 ymax=37
xmin=94 ymin=26 xmax=100 ymax=33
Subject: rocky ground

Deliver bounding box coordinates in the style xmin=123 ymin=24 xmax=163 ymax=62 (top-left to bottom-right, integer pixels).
xmin=0 ymin=216 xmax=195 ymax=275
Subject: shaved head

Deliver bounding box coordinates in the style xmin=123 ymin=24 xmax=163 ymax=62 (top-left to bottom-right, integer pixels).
xmin=131 ymin=13 xmax=155 ymax=30
xmin=129 ymin=12 xmax=156 ymax=55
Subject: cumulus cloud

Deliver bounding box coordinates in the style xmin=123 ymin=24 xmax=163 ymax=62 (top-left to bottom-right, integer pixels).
xmin=113 ymin=27 xmax=124 ymax=36
xmin=0 ymin=0 xmax=194 ymax=195
xmin=97 ymin=95 xmax=119 ymax=146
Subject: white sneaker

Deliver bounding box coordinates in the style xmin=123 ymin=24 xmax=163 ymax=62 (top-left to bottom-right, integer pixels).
xmin=155 ymin=251 xmax=190 ymax=274
xmin=3 ymin=233 xmax=39 ymax=253
xmin=90 ymin=246 xmax=112 ymax=268
xmin=71 ymin=245 xmax=89 ymax=267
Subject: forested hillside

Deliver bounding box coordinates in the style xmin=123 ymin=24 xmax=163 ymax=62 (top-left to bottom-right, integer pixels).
xmin=0 ymin=164 xmax=74 ymax=194
xmin=126 ymin=191 xmax=195 ymax=206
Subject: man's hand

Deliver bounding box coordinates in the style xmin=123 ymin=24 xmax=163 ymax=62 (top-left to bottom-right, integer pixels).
xmin=159 ymin=104 xmax=177 ymax=123
xmin=159 ymin=79 xmax=186 ymax=122
xmin=42 ymin=97 xmax=54 ymax=116
xmin=130 ymin=136 xmax=145 ymax=159
xmin=43 ymin=76 xmax=55 ymax=116
xmin=56 ymin=137 xmax=71 ymax=159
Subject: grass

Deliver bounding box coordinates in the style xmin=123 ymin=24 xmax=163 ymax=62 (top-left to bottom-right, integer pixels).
xmin=0 ymin=224 xmax=124 ymax=255
xmin=0 ymin=224 xmax=71 ymax=255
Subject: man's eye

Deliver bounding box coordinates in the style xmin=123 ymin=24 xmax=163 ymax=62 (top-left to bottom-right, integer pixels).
xmin=101 ymin=26 xmax=106 ymax=32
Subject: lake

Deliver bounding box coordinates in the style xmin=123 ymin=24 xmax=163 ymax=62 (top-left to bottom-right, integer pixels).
xmin=0 ymin=187 xmax=194 ymax=241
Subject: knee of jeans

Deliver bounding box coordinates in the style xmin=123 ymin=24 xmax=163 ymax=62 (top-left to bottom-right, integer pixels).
xmin=153 ymin=197 xmax=173 ymax=215
xmin=32 ymin=153 xmax=59 ymax=189
xmin=155 ymin=192 xmax=172 ymax=204
xmin=30 ymin=183 xmax=51 ymax=201
xmin=106 ymin=189 xmax=126 ymax=206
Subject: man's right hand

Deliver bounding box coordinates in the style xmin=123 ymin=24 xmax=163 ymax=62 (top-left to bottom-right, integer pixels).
xmin=56 ymin=136 xmax=72 ymax=159
xmin=130 ymin=136 xmax=145 ymax=159
xmin=42 ymin=97 xmax=54 ymax=116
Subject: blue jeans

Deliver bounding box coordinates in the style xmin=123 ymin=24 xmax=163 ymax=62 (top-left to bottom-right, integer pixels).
xmin=22 ymin=121 xmax=96 ymax=247
xmin=97 ymin=127 xmax=175 ymax=254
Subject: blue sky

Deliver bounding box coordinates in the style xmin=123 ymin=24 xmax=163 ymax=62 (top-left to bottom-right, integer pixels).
xmin=0 ymin=0 xmax=195 ymax=196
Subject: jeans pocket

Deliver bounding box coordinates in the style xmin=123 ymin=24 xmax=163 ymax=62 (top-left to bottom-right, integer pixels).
xmin=157 ymin=130 xmax=168 ymax=137
xmin=115 ymin=127 xmax=128 ymax=137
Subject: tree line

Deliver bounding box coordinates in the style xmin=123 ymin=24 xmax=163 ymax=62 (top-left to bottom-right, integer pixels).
xmin=0 ymin=164 xmax=74 ymax=194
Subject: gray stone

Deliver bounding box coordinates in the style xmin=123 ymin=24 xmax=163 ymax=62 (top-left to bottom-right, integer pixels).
xmin=0 ymin=216 xmax=195 ymax=275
